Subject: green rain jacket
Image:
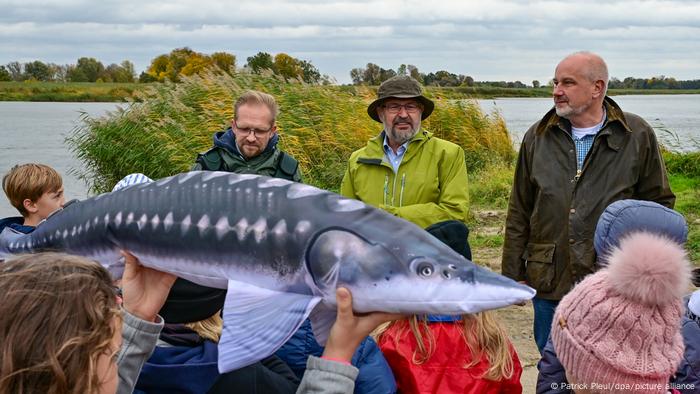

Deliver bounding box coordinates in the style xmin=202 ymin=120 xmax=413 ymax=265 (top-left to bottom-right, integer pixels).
xmin=340 ymin=130 xmax=469 ymax=229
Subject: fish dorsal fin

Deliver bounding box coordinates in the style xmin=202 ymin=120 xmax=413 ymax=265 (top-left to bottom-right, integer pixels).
xmin=308 ymin=302 xmax=337 ymax=346
xmin=218 ymin=280 xmax=321 ymax=373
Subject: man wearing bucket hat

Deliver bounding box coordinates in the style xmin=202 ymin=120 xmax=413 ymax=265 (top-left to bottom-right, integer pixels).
xmin=341 ymin=75 xmax=470 ymax=240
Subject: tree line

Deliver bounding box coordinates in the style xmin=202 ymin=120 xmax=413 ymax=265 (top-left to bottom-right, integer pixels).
xmin=1 ymin=52 xmax=698 ymax=89
xmin=0 ymin=47 xmax=329 ymax=85
xmin=0 ymin=58 xmax=137 ymax=83
xmin=349 ymin=62 xmax=700 ymax=89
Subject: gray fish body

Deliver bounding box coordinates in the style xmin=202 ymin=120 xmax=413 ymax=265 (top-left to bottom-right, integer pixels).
xmin=0 ymin=171 xmax=535 ymax=371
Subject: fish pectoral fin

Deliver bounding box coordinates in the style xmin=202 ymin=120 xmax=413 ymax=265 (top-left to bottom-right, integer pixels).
xmin=218 ymin=280 xmax=321 ymax=373
xmin=308 ymin=302 xmax=337 ymax=346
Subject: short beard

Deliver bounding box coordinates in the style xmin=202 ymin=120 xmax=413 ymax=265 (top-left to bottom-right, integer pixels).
xmin=385 ymin=118 xmax=420 ymax=146
xmin=555 ymin=101 xmax=590 ymax=119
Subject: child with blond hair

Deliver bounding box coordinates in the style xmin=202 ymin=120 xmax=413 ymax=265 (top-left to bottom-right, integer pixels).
xmin=375 ymin=221 xmax=522 ymax=394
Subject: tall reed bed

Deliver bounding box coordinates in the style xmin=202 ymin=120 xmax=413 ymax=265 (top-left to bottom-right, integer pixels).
xmin=69 ymin=72 xmax=514 ymax=193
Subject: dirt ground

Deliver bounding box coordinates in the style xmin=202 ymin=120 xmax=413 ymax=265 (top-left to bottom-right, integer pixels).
xmin=471 ymin=210 xmax=541 ymax=393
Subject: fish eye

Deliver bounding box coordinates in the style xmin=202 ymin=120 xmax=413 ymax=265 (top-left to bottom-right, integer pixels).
xmin=416 ymin=262 xmax=434 ymax=277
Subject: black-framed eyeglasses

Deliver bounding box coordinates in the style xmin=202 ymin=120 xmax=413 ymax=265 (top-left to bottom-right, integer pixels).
xmin=233 ymin=122 xmax=274 ymax=138
xmin=382 ymin=103 xmax=422 ymax=114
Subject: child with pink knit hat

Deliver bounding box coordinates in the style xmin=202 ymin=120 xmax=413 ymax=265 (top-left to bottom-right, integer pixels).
xmin=537 ymin=199 xmax=693 ymax=394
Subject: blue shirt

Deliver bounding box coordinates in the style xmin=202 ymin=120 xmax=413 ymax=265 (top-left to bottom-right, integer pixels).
xmin=573 ymin=134 xmax=595 ymax=170
xmin=382 ymin=134 xmax=409 ymax=173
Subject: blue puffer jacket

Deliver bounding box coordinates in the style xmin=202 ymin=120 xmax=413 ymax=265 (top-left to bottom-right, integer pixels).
xmin=536 ymin=199 xmax=690 ymax=394
xmin=276 ymin=319 xmax=397 ymax=394
xmin=672 ymin=294 xmax=700 ymax=393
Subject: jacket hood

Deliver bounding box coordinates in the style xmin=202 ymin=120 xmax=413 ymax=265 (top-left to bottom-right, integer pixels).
xmin=0 ymin=216 xmax=23 ymax=232
xmin=0 ymin=216 xmax=34 ymax=236
xmin=594 ymin=199 xmax=687 ymax=265
xmin=213 ymin=128 xmax=280 ymax=159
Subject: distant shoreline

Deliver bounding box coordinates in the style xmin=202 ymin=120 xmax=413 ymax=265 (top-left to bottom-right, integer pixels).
xmin=1 ymin=81 xmax=699 ymax=102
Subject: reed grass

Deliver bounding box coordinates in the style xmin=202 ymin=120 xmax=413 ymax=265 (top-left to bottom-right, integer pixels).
xmin=68 ymin=71 xmax=514 ymax=194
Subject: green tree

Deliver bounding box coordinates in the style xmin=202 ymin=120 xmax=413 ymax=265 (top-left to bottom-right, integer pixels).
xmin=462 ymin=76 xmax=475 ymax=87
xmin=532 ymin=80 xmax=540 ymax=88
xmin=397 ymin=64 xmax=407 ymax=76
xmin=139 ymin=71 xmax=157 ymax=83
xmin=0 ymin=65 xmax=11 ymax=81
xmin=103 ymin=61 xmax=135 ymax=83
xmin=246 ymin=52 xmax=274 ymax=73
xmin=273 ymin=53 xmax=303 ymax=80
xmin=66 ymin=65 xmax=88 ymax=82
xmin=6 ymin=61 xmax=23 ymax=81
xmin=120 ymin=60 xmax=136 ymax=82
xmin=48 ymin=63 xmax=68 ymax=82
xmin=24 ymin=60 xmax=51 ymax=81
xmin=72 ymin=57 xmax=105 ymax=82
xmin=350 ymin=67 xmax=364 ymax=84
xmin=363 ymin=63 xmax=381 ymax=85
xmin=211 ymin=52 xmax=236 ymax=74
xmin=407 ymin=65 xmax=422 ymax=83
xmin=378 ymin=67 xmax=396 ymax=83
xmin=299 ymin=59 xmax=321 ymax=84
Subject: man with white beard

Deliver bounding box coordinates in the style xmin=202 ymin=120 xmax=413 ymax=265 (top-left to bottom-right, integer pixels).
xmin=501 ymin=51 xmax=675 ymax=355
xmin=341 ymin=75 xmax=470 ymax=239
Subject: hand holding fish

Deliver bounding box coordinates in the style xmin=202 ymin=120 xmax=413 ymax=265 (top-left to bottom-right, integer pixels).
xmin=120 ymin=251 xmax=177 ymax=322
xmin=0 ymin=171 xmax=535 ymax=372
xmin=322 ymin=287 xmax=402 ymax=363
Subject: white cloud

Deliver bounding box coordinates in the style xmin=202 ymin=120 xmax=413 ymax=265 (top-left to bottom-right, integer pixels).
xmin=0 ymin=0 xmax=698 ymax=83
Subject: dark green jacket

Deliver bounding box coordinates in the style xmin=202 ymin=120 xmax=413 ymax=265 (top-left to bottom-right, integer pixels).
xmin=501 ymin=97 xmax=675 ymax=300
xmin=192 ymin=129 xmax=302 ymax=182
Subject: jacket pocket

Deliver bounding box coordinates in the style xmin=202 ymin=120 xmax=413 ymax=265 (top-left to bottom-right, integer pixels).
xmin=523 ymin=242 xmax=556 ymax=293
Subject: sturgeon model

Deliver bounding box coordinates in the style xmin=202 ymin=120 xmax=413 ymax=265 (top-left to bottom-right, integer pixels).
xmin=0 ymin=171 xmax=535 ymax=372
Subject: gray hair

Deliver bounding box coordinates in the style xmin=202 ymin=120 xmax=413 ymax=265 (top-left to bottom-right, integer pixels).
xmin=234 ymin=90 xmax=280 ymax=124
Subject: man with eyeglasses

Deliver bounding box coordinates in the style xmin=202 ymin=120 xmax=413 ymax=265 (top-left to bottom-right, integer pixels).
xmin=341 ymin=75 xmax=471 ymax=256
xmin=192 ymin=90 xmax=301 ymax=182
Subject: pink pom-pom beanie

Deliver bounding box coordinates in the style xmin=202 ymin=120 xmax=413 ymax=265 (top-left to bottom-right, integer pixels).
xmin=551 ymin=232 xmax=691 ymax=394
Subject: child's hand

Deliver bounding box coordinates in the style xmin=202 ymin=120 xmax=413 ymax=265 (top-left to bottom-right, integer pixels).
xmin=120 ymin=251 xmax=177 ymax=322
xmin=322 ymin=287 xmax=402 ymax=363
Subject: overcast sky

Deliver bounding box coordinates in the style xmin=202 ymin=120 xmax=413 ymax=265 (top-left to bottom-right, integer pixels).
xmin=1 ymin=0 xmax=698 ymax=84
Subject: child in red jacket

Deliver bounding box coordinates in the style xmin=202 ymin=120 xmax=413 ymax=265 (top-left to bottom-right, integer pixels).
xmin=375 ymin=311 xmax=522 ymax=394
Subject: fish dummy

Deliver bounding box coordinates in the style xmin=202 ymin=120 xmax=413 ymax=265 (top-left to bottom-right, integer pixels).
xmin=0 ymin=171 xmax=535 ymax=372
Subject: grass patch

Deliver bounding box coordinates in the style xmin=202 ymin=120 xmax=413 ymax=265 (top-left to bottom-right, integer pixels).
xmin=469 ymin=233 xmax=504 ymax=249
xmin=668 ymin=174 xmax=700 ymax=263
xmin=0 ymin=81 xmax=148 ymax=102
xmin=469 ymin=164 xmax=514 ymax=210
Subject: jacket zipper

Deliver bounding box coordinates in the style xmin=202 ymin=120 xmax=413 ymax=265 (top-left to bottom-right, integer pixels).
xmin=391 ymin=172 xmax=399 ymax=206
xmin=399 ymin=173 xmax=406 ymax=207
xmin=383 ymin=174 xmax=389 ymax=206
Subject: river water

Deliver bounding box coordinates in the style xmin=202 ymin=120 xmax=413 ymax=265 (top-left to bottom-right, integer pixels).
xmin=476 ymin=94 xmax=700 ymax=150
xmin=1 ymin=96 xmax=698 ymax=218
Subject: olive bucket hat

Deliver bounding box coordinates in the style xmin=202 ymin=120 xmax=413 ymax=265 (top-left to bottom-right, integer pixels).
xmin=367 ymin=75 xmax=435 ymax=122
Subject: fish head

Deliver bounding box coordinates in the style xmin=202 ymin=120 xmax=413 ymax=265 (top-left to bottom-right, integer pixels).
xmin=306 ymin=227 xmax=535 ymax=315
